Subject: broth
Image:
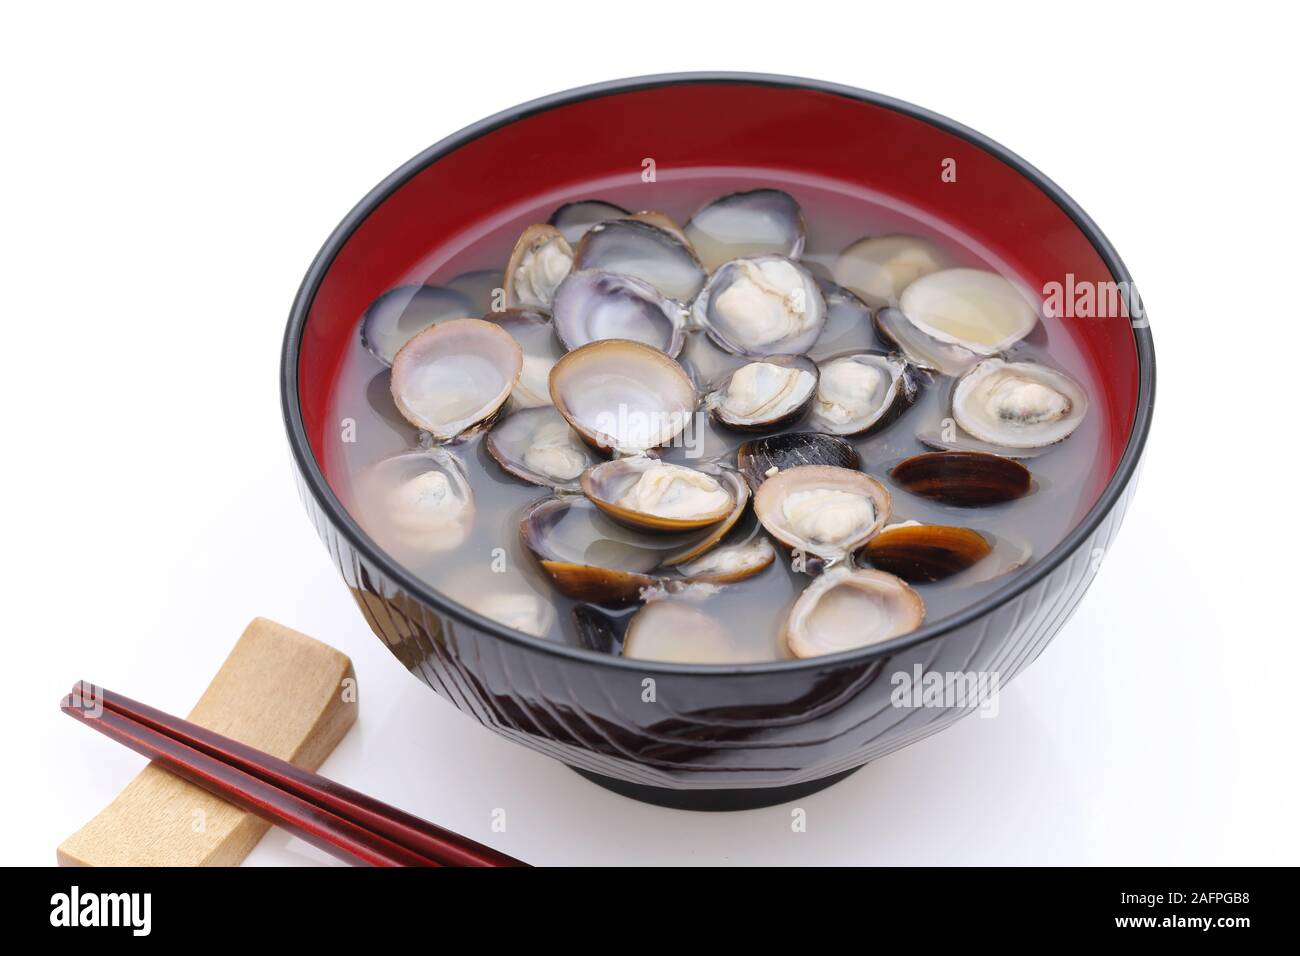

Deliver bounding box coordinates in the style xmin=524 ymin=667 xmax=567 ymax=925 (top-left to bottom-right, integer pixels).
xmin=324 ymin=170 xmax=1104 ymax=662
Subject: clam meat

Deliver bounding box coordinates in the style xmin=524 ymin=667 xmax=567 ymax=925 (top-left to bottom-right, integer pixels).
xmin=808 ymin=352 xmax=918 ymax=436
xmin=504 ymin=224 xmax=573 ymax=310
xmin=485 ymin=405 xmax=598 ymax=491
xmin=357 ymin=449 xmax=474 ymax=554
xmin=581 ymin=458 xmax=739 ymax=532
xmin=952 ymin=358 xmax=1088 ymax=449
xmin=706 ymin=355 xmax=818 ymax=430
xmin=693 ymin=255 xmax=827 ymax=356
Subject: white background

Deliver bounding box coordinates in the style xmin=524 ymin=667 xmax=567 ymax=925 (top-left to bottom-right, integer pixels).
xmin=3 ymin=2 xmax=1297 ymax=866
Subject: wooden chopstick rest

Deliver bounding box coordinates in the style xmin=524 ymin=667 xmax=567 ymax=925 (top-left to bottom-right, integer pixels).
xmin=58 ymin=617 xmax=357 ymax=867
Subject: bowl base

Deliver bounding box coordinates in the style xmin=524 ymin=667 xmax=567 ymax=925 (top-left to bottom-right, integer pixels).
xmin=569 ymin=765 xmax=863 ymax=811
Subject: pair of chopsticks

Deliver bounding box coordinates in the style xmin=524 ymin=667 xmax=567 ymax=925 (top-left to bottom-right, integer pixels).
xmin=61 ymin=681 xmax=527 ymax=867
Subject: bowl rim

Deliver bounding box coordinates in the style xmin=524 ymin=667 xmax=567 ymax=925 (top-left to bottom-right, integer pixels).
xmin=280 ymin=71 xmax=1156 ymax=676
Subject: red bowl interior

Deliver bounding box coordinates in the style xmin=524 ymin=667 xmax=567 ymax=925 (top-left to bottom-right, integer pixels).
xmin=297 ymin=79 xmax=1140 ymax=516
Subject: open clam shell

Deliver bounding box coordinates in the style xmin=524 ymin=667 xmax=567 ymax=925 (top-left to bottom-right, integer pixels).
xmin=862 ymin=522 xmax=992 ymax=583
xmin=684 ymin=188 xmax=806 ymax=272
xmin=808 ymin=351 xmax=919 ymax=437
xmin=356 ymin=448 xmax=474 ymax=555
xmin=952 ymin=358 xmax=1088 ymax=449
xmin=736 ymin=431 xmax=861 ymax=492
xmin=897 ymin=268 xmax=1038 ymax=356
xmin=705 ymin=354 xmax=818 ymax=431
xmin=519 ymin=496 xmax=723 ymax=605
xmin=390 ymin=318 xmax=523 ymax=441
xmin=890 ymin=451 xmax=1033 ymax=506
xmin=360 ymin=284 xmax=476 ymax=366
xmin=572 ymin=218 xmax=706 ymax=303
xmin=551 ymin=270 xmax=686 ymax=357
xmin=753 ymin=465 xmax=891 ymax=561
xmin=504 ymin=224 xmax=573 ymax=310
xmin=580 ymin=458 xmax=745 ymax=533
xmin=783 ymin=567 xmax=925 ymax=658
xmin=673 ymin=513 xmax=776 ymax=584
xmin=548 ymin=199 xmax=629 ymax=245
xmin=549 ymin=339 xmax=697 ymax=455
xmin=692 ymin=255 xmax=827 ymax=356
xmin=485 ymin=405 xmax=599 ymax=491
xmin=831 ymin=234 xmax=951 ymax=308
xmin=874 ymin=306 xmax=979 ymax=377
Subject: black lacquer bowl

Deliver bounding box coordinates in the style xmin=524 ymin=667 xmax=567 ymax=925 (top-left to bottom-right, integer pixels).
xmin=281 ymin=73 xmax=1154 ymax=810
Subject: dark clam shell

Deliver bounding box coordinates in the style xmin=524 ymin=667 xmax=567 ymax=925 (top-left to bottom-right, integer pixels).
xmin=571 ymin=605 xmax=630 ymax=654
xmin=862 ymin=524 xmax=992 ymax=583
xmin=735 ymin=431 xmax=861 ymax=492
xmin=890 ymin=451 xmax=1032 ymax=506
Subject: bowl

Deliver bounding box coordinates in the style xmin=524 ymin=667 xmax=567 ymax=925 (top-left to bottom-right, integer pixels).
xmin=280 ymin=73 xmax=1155 ymax=810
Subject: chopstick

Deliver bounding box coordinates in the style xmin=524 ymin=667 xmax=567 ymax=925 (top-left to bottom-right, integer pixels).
xmin=62 ymin=681 xmax=528 ymax=867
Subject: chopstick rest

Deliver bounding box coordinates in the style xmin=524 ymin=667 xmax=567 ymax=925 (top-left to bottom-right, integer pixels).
xmin=58 ymin=618 xmax=357 ymax=866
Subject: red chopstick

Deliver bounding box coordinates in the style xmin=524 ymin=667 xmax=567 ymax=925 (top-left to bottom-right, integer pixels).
xmin=62 ymin=681 xmax=527 ymax=867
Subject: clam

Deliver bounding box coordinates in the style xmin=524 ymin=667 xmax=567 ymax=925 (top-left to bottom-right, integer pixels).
xmin=808 ymin=352 xmax=919 ymax=437
xmin=484 ymin=307 xmax=563 ymax=407
xmin=890 ymin=451 xmax=1033 ymax=506
xmin=548 ymin=199 xmax=629 ymax=245
xmin=783 ymin=567 xmax=924 ymax=658
xmin=571 ymin=604 xmax=629 ymax=654
xmin=551 ymin=270 xmax=686 ymax=357
xmin=946 ymin=532 xmax=1032 ymax=587
xmin=390 ymin=318 xmax=523 ymax=441
xmin=952 ymin=358 xmax=1088 ymax=449
xmin=683 ymin=189 xmax=806 ymax=272
xmin=357 ymin=449 xmax=474 ymax=554
xmin=692 ymin=255 xmax=827 ymax=356
xmin=736 ymin=431 xmax=861 ymax=491
xmin=572 ymin=219 xmax=706 ymax=303
xmin=874 ymin=306 xmax=980 ymax=377
xmin=808 ymin=282 xmax=877 ymax=361
xmin=580 ymin=458 xmax=744 ymax=532
xmin=753 ymin=465 xmax=891 ymax=562
xmin=705 ymin=354 xmax=818 ymax=431
xmin=622 ymin=600 xmax=771 ymax=664
xmin=831 ymin=234 xmax=950 ymax=307
xmin=549 ymin=339 xmax=697 ymax=455
xmin=504 ymin=224 xmax=573 ymax=310
xmin=360 ymin=284 xmax=476 ymax=365
xmin=518 ymin=496 xmax=711 ymax=605
xmin=485 ymin=405 xmax=598 ymax=491
xmin=675 ymin=522 xmax=775 ymax=584
xmin=897 ymin=268 xmax=1038 ymax=356
xmin=445 ymin=269 xmax=504 ymax=315
xmin=623 ymin=210 xmax=693 ymax=246
xmin=862 ymin=522 xmax=992 ymax=583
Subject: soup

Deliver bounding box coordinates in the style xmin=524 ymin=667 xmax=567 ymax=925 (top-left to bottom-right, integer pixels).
xmin=325 ymin=172 xmax=1101 ymax=663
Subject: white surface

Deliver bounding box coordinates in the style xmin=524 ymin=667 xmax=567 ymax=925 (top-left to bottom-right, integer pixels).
xmin=3 ymin=2 xmax=1297 ymax=866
